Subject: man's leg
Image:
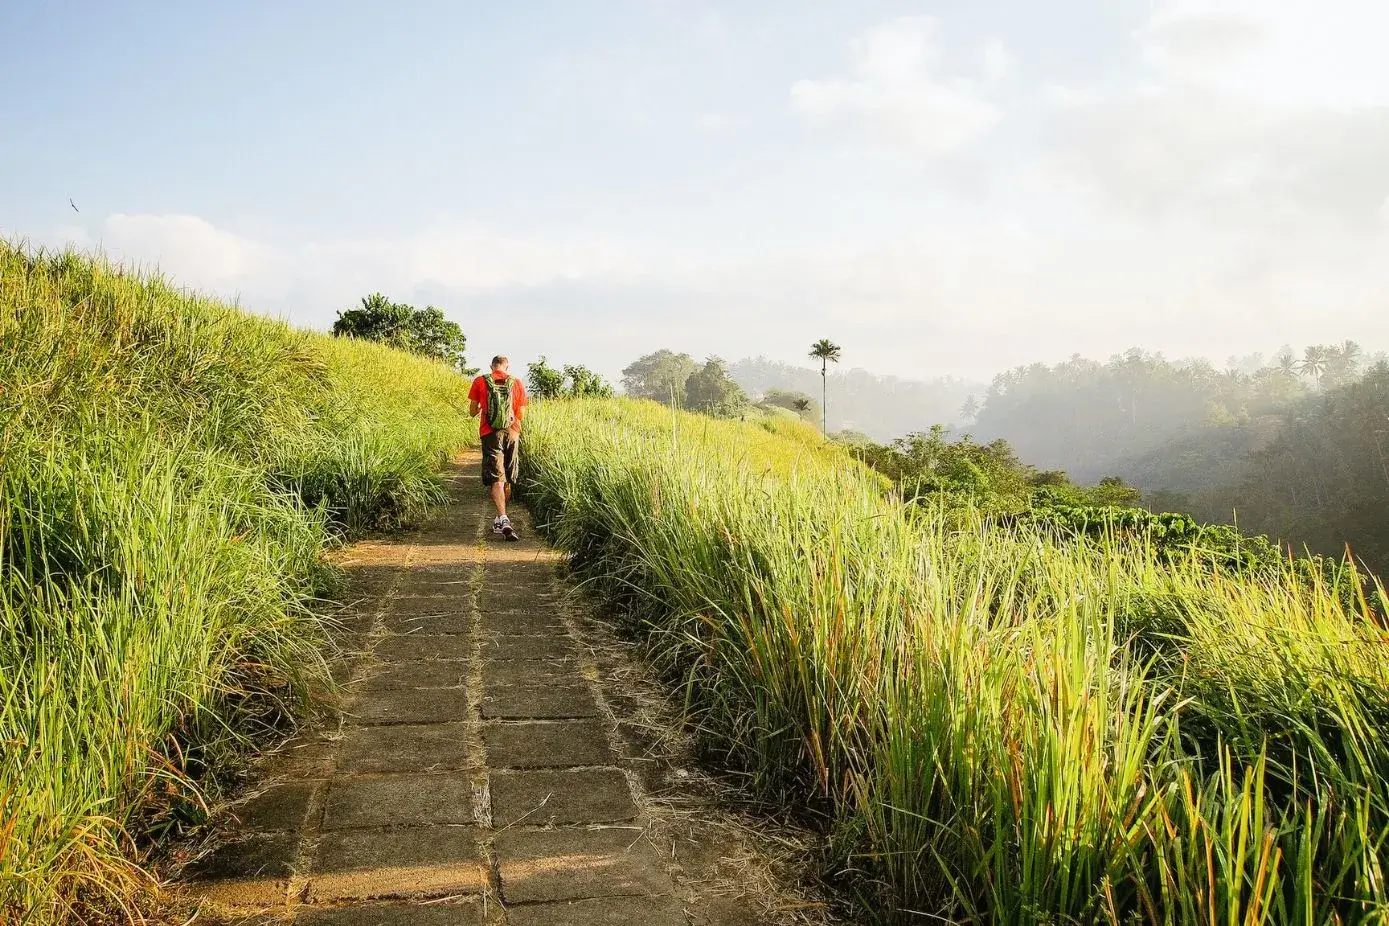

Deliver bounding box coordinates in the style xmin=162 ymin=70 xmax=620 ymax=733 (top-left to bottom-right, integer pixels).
xmin=498 ymin=433 xmax=520 ymax=540
xmin=482 ymin=432 xmax=508 ymax=521
xmin=491 ymin=478 xmax=507 ymax=517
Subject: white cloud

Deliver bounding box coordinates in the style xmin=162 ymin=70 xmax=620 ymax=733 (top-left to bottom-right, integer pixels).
xmin=1039 ymin=83 xmax=1098 ymax=110
xmin=790 ymin=16 xmax=1005 ymax=156
xmin=1050 ymin=1 xmax=1389 ymax=234
xmin=88 ymin=214 xmax=273 ymax=291
xmin=42 ymin=214 xmax=639 ymax=328
xmin=1139 ymin=0 xmax=1389 ymax=108
xmin=980 ymin=37 xmax=1015 ymax=86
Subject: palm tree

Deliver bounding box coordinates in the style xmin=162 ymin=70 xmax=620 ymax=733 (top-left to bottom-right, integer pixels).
xmin=809 ymin=339 xmax=842 ymax=433
xmin=1301 ymin=345 xmax=1331 ymax=383
xmin=1274 ymin=348 xmax=1299 ymax=379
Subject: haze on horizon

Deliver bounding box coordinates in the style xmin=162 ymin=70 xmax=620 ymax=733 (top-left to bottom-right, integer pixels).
xmin=3 ymin=0 xmax=1387 ymax=385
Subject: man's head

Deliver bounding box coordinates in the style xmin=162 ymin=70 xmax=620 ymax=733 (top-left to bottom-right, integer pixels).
xmin=491 ymin=355 xmax=509 ymax=374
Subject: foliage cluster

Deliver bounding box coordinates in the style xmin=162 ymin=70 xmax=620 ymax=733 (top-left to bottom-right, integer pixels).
xmin=521 ymin=397 xmax=1389 ymax=924
xmin=0 ymin=244 xmax=471 ymax=922
xmin=526 ymin=355 xmax=614 ymax=399
xmin=332 ymin=292 xmax=470 ymax=372
xmin=851 ymin=424 xmax=1142 ymax=512
xmin=621 ymin=350 xmax=749 ymax=417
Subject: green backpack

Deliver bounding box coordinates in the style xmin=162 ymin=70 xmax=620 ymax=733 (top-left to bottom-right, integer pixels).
xmin=484 ymin=375 xmax=515 ymax=431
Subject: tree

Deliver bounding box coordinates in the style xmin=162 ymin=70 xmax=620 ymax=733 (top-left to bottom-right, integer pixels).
xmin=621 ymin=349 xmax=698 ymax=405
xmin=406 ymin=306 xmax=469 ymax=371
xmin=1300 ymin=344 xmax=1331 ymax=382
xmin=960 ymin=394 xmax=981 ymax=421
xmin=684 ymin=356 xmax=749 ymax=418
xmin=809 ymin=339 xmax=842 ymax=433
xmin=333 ymin=293 xmax=469 ymax=371
xmin=333 ymin=293 xmax=413 ymax=344
xmin=1274 ymin=347 xmax=1299 ymax=380
xmin=563 ymin=363 xmax=614 ymax=398
xmin=528 ymin=357 xmax=615 ymax=399
xmin=1088 ymin=475 xmax=1143 ymax=508
xmin=527 ymin=356 xmax=566 ymax=400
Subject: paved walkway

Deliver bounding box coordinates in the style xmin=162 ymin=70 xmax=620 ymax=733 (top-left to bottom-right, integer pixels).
xmin=179 ymin=455 xmax=718 ymax=925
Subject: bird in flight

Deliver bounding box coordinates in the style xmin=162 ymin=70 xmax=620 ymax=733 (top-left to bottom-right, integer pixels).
xmin=69 ymin=198 xmax=79 ymax=213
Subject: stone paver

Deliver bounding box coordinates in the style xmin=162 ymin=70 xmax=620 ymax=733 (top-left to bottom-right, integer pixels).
xmin=494 ymin=828 xmax=675 ymax=904
xmin=336 ymin=724 xmax=470 ymax=774
xmin=356 ymin=661 xmax=467 ymax=692
xmin=374 ymin=632 xmax=472 ymax=662
xmin=351 ymin=687 xmax=471 ymax=725
xmin=481 ymin=682 xmax=599 ymax=720
xmin=479 ymin=634 xmax=576 ymax=661
xmin=505 ymin=896 xmax=689 ymax=926
xmin=311 ymin=828 xmax=488 ymax=900
xmin=180 ymin=454 xmax=705 ymax=925
xmin=386 ymin=595 xmax=473 ymax=614
xmin=229 ymin=781 xmax=320 ymax=832
xmin=489 ymin=769 xmax=638 ymax=827
xmin=383 ymin=612 xmax=471 ymax=635
xmin=479 ymin=610 xmax=565 ymax=635
xmin=484 ymin=721 xmax=614 ymax=768
xmin=185 ymin=832 xmax=299 ymax=882
xmin=323 ymin=774 xmax=477 ymax=829
xmin=298 ymin=903 xmax=485 ymax=925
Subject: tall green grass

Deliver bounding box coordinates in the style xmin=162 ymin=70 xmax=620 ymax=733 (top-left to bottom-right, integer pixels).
xmin=521 ymin=398 xmax=1389 ymax=924
xmin=0 ymin=243 xmax=472 ymax=922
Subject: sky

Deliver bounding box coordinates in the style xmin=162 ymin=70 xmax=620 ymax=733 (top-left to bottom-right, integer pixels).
xmin=3 ymin=0 xmax=1387 ymax=383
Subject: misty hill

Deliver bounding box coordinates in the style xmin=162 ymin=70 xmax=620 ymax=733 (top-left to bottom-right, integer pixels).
xmin=969 ymin=346 xmax=1373 ymax=485
xmin=728 ymin=356 xmax=980 ymax=442
xmin=967 ymin=344 xmax=1389 ymax=575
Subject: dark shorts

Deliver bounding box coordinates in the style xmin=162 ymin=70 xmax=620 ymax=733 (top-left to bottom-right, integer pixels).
xmin=481 ymin=430 xmax=519 ymax=486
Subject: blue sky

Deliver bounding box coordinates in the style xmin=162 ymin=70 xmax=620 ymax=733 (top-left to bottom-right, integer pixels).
xmin=3 ymin=0 xmax=1387 ymax=382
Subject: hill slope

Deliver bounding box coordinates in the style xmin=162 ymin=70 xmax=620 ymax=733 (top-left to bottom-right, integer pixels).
xmin=521 ymin=397 xmax=1389 ymax=924
xmin=0 ymin=243 xmax=472 ymax=922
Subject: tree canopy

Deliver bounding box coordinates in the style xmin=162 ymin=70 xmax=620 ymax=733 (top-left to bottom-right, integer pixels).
xmin=332 ymin=293 xmax=469 ymax=371
xmin=621 ymin=349 xmax=698 ymax=404
xmin=527 ymin=356 xmax=614 ymax=400
xmin=684 ymin=356 xmax=749 ymax=418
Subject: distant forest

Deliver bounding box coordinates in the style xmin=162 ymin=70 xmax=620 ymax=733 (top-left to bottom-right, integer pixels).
xmin=724 ymin=344 xmax=1389 ymax=577
xmin=965 ymin=343 xmax=1389 ymax=575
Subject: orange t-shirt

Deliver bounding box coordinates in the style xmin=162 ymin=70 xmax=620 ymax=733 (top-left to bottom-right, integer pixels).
xmin=469 ymin=372 xmax=528 ymax=437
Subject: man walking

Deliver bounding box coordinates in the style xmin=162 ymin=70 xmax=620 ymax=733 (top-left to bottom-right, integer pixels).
xmin=469 ymin=355 xmax=527 ymax=541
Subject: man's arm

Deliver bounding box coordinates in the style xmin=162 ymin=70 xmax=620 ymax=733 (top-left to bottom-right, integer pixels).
xmin=510 ymin=382 xmax=526 ymax=434
xmin=467 ymin=377 xmax=482 ymax=418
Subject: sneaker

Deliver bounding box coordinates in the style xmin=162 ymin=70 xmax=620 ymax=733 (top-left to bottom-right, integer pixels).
xmin=501 ymin=520 xmax=520 ymax=542
xmin=492 ymin=517 xmax=504 ymax=535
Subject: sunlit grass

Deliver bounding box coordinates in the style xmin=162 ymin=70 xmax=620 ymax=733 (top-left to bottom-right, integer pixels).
xmin=0 ymin=242 xmax=473 ymax=922
xmin=522 ymin=397 xmax=1389 ymax=924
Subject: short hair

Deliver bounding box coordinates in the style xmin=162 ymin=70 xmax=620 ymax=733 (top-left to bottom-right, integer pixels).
xmin=491 ymin=355 xmax=509 ymax=369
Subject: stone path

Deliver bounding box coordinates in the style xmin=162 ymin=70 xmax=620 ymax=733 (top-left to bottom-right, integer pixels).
xmin=178 ymin=454 xmax=727 ymax=925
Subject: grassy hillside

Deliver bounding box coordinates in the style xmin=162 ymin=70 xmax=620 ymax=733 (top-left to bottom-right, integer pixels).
xmin=522 ymin=398 xmax=1389 ymax=924
xmin=0 ymin=243 xmax=472 ymax=922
